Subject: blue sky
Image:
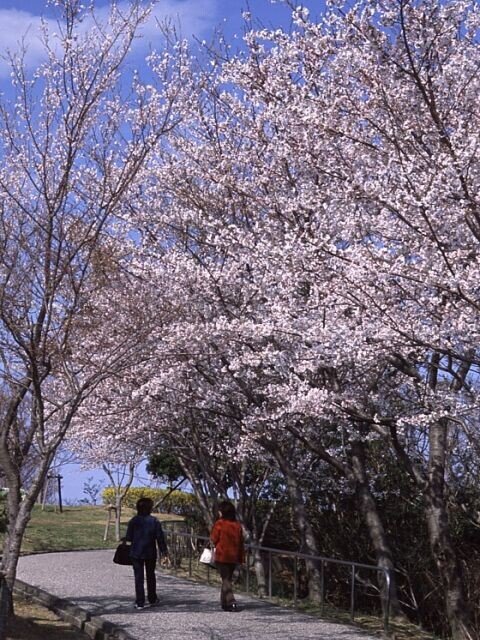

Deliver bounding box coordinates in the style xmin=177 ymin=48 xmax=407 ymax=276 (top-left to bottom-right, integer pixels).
xmin=0 ymin=0 xmax=315 ymax=502
xmin=58 ymin=460 xmax=154 ymax=504
xmin=0 ymin=0 xmax=303 ymax=78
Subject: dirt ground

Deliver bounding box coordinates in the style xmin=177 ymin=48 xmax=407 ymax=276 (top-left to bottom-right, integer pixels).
xmin=7 ymin=595 xmax=89 ymax=640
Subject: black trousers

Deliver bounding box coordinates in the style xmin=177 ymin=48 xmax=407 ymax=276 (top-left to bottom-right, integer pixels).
xmin=216 ymin=562 xmax=236 ymax=609
xmin=132 ymin=557 xmax=157 ymax=606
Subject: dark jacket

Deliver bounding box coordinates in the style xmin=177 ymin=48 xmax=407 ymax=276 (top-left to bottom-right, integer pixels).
xmin=126 ymin=514 xmax=168 ymax=560
xmin=210 ymin=518 xmax=244 ymax=564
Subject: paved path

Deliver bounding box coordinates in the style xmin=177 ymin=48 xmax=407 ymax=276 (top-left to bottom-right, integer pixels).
xmin=17 ymin=550 xmax=379 ymax=640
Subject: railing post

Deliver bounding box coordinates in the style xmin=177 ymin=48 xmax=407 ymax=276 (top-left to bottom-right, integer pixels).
xmin=320 ymin=560 xmax=325 ymax=616
xmin=173 ymin=533 xmax=177 ymax=575
xmin=350 ymin=564 xmax=355 ymax=622
xmin=268 ymin=551 xmax=272 ymax=598
xmin=293 ymin=556 xmax=297 ymax=607
xmin=383 ymin=569 xmax=391 ymax=634
xmin=188 ymin=539 xmax=192 ymax=577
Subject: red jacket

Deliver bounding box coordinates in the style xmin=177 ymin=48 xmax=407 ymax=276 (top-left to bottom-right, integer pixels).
xmin=210 ymin=518 xmax=244 ymax=564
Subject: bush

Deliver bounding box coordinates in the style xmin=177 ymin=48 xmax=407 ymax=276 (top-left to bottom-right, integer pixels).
xmin=0 ymin=487 xmax=26 ymax=533
xmin=101 ymin=486 xmax=200 ymax=518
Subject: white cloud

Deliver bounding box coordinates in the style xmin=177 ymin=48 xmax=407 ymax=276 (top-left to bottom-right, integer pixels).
xmin=94 ymin=0 xmax=219 ymax=46
xmin=0 ymin=9 xmax=50 ymax=78
xmin=134 ymin=0 xmax=219 ymax=43
xmin=0 ymin=0 xmax=219 ymax=79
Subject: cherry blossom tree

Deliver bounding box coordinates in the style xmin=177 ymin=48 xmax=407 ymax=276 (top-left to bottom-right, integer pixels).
xmin=0 ymin=0 xmax=189 ymax=630
xmin=119 ymin=2 xmax=479 ymax=636
xmin=54 ymin=1 xmax=480 ymax=636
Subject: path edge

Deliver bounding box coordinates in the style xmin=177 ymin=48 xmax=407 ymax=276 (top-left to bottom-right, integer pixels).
xmin=14 ymin=579 xmax=136 ymax=640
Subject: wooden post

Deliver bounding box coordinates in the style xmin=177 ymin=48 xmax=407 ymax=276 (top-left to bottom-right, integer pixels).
xmin=44 ymin=474 xmax=63 ymax=512
xmin=57 ymin=475 xmax=63 ymax=513
xmin=104 ymin=505 xmax=117 ymax=541
xmin=41 ymin=477 xmax=50 ymax=511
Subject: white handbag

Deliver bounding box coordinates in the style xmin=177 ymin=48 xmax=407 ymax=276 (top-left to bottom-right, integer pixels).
xmin=199 ymin=546 xmax=215 ymax=565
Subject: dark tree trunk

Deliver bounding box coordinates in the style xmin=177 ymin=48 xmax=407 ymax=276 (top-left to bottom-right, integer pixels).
xmin=350 ymin=440 xmax=402 ymax=618
xmin=285 ymin=425 xmax=404 ymax=619
xmin=180 ymin=463 xmax=216 ymax=530
xmin=268 ymin=444 xmax=323 ymax=603
xmin=0 ymin=492 xmax=36 ymax=640
xmin=424 ymin=420 xmax=473 ymax=640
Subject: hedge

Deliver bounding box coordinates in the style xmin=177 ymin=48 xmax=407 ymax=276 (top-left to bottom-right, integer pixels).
xmin=101 ymin=487 xmax=199 ymax=516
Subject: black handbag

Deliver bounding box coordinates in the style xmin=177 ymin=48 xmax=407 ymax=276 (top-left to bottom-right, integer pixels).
xmin=113 ymin=541 xmax=133 ymax=565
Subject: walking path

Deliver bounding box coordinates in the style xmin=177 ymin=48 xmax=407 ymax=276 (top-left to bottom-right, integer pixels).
xmin=17 ymin=550 xmax=379 ymax=640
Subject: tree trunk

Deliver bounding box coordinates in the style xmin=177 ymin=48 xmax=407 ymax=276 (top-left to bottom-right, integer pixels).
xmin=181 ymin=465 xmax=216 ymax=530
xmin=102 ymin=462 xmax=136 ymax=542
xmin=0 ymin=476 xmax=25 ymax=639
xmin=269 ymin=444 xmax=322 ymax=603
xmin=247 ymin=498 xmax=277 ymax=598
xmin=114 ymin=495 xmax=122 ymax=542
xmin=285 ymin=424 xmax=404 ymax=618
xmin=424 ymin=420 xmax=473 ymax=640
xmin=350 ymin=440 xmax=403 ymax=618
xmin=0 ymin=493 xmax=36 ymax=640
xmin=240 ymin=523 xmax=268 ymax=598
xmin=251 ymin=547 xmax=268 ymax=597
xmin=0 ymin=577 xmax=10 ymax=640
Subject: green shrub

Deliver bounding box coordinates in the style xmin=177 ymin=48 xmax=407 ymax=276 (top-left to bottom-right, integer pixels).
xmin=0 ymin=487 xmax=26 ymax=533
xmin=101 ymin=486 xmax=200 ymax=517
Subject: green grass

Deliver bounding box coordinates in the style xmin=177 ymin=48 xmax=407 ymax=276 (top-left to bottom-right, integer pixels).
xmin=2 ymin=505 xmax=182 ymax=555
xmin=22 ymin=505 xmax=128 ymax=553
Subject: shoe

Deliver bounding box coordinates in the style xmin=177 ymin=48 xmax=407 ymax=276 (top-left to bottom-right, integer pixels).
xmin=226 ymin=602 xmax=239 ymax=612
xmin=149 ymin=598 xmax=160 ymax=606
xmin=134 ymin=603 xmax=145 ymax=610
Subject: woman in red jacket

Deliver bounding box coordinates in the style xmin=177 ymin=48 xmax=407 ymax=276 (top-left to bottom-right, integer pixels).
xmin=210 ymin=500 xmax=244 ymax=611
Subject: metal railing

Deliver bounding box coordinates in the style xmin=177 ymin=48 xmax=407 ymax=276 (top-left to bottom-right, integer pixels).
xmin=164 ymin=530 xmax=391 ymax=633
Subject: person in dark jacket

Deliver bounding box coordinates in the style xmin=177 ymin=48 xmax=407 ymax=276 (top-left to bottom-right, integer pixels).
xmin=126 ymin=497 xmax=169 ymax=609
xmin=210 ymin=500 xmax=244 ymax=611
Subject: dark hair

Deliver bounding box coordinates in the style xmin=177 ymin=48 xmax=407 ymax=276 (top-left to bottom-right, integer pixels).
xmin=218 ymin=500 xmax=236 ymax=521
xmin=136 ymin=497 xmax=154 ymax=516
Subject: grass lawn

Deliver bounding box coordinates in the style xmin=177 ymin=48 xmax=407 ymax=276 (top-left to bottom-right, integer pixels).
xmin=21 ymin=504 xmax=133 ymax=553
xmin=17 ymin=504 xmax=181 ymax=554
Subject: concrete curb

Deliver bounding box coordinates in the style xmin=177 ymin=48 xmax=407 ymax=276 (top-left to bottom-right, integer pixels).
xmin=14 ymin=579 xmax=136 ymax=640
